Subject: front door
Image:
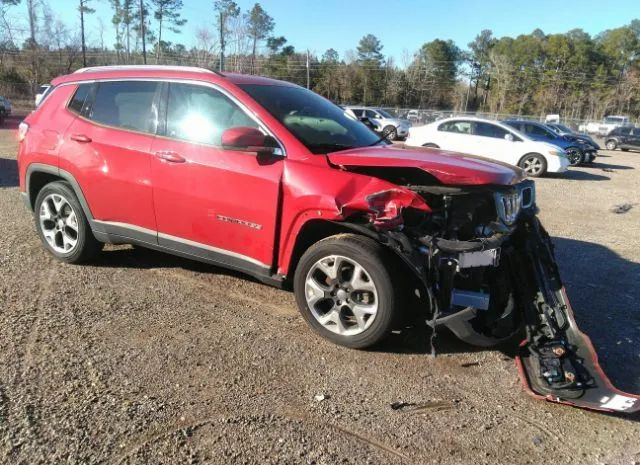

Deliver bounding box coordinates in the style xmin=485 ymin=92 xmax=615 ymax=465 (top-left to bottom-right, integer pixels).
xmin=150 ymin=81 xmax=284 ymax=272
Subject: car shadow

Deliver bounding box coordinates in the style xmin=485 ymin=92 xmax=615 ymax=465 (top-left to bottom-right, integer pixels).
xmin=547 ymin=171 xmax=610 ymax=181
xmin=0 ymin=158 xmax=18 ymax=188
xmin=586 ymin=161 xmax=634 ymax=170
xmin=94 ymin=237 xmax=639 ymax=395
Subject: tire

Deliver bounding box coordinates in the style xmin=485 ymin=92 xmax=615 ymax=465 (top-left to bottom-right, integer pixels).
xmin=621 ymin=148 xmax=629 ymax=152
xmin=605 ymin=140 xmax=617 ymax=151
xmin=382 ymin=125 xmax=398 ymax=141
xmin=293 ymin=234 xmax=401 ymax=349
xmin=565 ymin=147 xmax=583 ymax=166
xmin=518 ymin=153 xmax=547 ymax=177
xmin=34 ymin=181 xmax=103 ymax=263
xmin=422 ymin=143 xmax=440 ymax=149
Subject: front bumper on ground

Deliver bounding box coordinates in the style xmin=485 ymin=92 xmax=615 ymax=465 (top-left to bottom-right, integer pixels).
xmin=411 ymin=215 xmax=639 ymax=414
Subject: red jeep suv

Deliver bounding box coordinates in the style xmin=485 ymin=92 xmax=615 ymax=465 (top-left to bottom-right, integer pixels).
xmin=17 ymin=66 xmax=638 ymax=413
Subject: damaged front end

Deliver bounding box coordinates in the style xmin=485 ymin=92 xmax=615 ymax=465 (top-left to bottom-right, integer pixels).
xmin=350 ymin=172 xmax=639 ymax=414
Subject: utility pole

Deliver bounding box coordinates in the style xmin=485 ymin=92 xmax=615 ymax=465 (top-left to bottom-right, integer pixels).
xmin=219 ymin=11 xmax=224 ymax=72
xmin=80 ymin=0 xmax=86 ymax=66
xmin=140 ymin=0 xmax=147 ymax=64
xmin=306 ymin=50 xmax=310 ymax=89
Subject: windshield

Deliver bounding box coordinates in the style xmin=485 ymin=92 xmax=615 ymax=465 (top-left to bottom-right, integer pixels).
xmin=555 ymin=124 xmax=572 ymax=133
xmin=238 ymin=84 xmax=384 ymax=154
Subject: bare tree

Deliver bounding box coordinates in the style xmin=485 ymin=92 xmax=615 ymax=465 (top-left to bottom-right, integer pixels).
xmin=0 ymin=0 xmax=21 ymax=47
xmin=214 ymin=0 xmax=239 ymax=72
xmin=79 ymin=0 xmax=94 ymax=66
xmin=151 ymin=0 xmax=186 ymax=63
xmin=245 ymin=3 xmax=273 ymax=72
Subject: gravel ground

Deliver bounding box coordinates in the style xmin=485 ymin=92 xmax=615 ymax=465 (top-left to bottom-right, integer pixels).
xmin=1 ymin=118 xmax=639 ymax=465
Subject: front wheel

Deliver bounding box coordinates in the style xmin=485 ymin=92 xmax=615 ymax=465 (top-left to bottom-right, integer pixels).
xmin=565 ymin=147 xmax=583 ymax=166
xmin=293 ymin=234 xmax=401 ymax=349
xmin=518 ymin=153 xmax=547 ymax=177
xmin=382 ymin=125 xmax=398 ymax=141
xmin=605 ymin=140 xmax=617 ymax=150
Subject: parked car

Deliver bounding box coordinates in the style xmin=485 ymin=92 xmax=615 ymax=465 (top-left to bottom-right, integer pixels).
xmin=546 ymin=123 xmax=601 ymax=150
xmin=344 ymin=106 xmax=411 ymax=140
xmin=17 ymin=65 xmax=639 ymax=413
xmin=405 ymin=117 xmax=569 ymax=177
xmin=503 ymin=120 xmax=596 ymax=165
xmin=0 ymin=96 xmax=12 ymax=118
xmin=35 ymin=84 xmax=51 ymax=106
xmin=580 ymin=115 xmax=632 ymax=136
xmin=604 ymin=126 xmax=640 ymax=151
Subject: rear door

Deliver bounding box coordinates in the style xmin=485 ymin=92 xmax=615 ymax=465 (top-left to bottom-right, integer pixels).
xmin=471 ymin=121 xmax=518 ymax=164
xmin=149 ymin=81 xmax=284 ymax=271
xmin=61 ymin=80 xmax=160 ymax=234
xmin=628 ymin=128 xmax=640 ymax=149
xmin=435 ymin=120 xmax=474 ymax=153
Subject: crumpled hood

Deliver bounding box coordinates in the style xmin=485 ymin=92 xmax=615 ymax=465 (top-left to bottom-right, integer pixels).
xmin=326 ymin=144 xmax=524 ymax=186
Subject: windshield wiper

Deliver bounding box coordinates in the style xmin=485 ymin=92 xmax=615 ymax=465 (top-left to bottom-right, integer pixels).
xmin=307 ymin=143 xmax=355 ymax=153
xmin=367 ymin=134 xmax=393 ymax=147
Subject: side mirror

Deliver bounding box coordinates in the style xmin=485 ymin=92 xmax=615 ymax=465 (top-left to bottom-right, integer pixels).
xmin=221 ymin=127 xmax=277 ymax=154
xmin=504 ymin=133 xmax=514 ymax=142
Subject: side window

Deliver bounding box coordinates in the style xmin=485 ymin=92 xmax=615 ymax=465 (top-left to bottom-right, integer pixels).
xmin=88 ymin=81 xmax=159 ymax=134
xmin=350 ymin=108 xmax=364 ymax=117
xmin=525 ymin=124 xmax=551 ymax=137
xmin=68 ymin=83 xmax=91 ymax=114
xmin=166 ymin=83 xmax=258 ymax=146
xmin=439 ymin=120 xmax=472 ymax=134
xmin=474 ymin=122 xmax=509 ymax=139
xmin=365 ymin=109 xmax=379 ymax=119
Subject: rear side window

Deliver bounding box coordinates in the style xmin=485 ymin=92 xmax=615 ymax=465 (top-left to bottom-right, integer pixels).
xmin=350 ymin=108 xmax=364 ymax=117
xmin=474 ymin=122 xmax=509 ymax=139
xmin=68 ymin=84 xmax=91 ymax=114
xmin=439 ymin=120 xmax=472 ymax=134
xmin=165 ymin=82 xmax=257 ymax=146
xmin=88 ymin=81 xmax=159 ymax=134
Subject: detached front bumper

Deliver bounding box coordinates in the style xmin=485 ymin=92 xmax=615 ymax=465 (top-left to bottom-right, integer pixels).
xmin=401 ymin=214 xmax=639 ymax=414
xmin=510 ymin=219 xmax=639 ymax=413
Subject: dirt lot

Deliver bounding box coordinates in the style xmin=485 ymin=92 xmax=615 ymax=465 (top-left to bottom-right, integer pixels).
xmin=0 ymin=117 xmax=639 ymax=465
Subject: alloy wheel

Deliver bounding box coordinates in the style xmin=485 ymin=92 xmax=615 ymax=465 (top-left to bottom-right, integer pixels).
xmin=39 ymin=193 xmax=79 ymax=254
xmin=522 ymin=156 xmax=544 ymax=176
xmin=605 ymin=141 xmax=616 ymax=150
xmin=566 ymin=149 xmax=582 ymax=166
xmin=304 ymin=255 xmax=378 ymax=336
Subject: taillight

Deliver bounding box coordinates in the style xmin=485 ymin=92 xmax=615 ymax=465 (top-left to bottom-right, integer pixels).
xmin=18 ymin=122 xmax=29 ymax=142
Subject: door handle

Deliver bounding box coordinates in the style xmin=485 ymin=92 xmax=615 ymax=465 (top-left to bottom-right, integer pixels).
xmin=154 ymin=150 xmax=186 ymax=163
xmin=70 ymin=134 xmax=92 ymax=143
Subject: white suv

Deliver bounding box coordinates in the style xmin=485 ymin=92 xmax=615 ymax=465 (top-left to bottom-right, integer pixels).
xmin=344 ymin=106 xmax=411 ymax=140
xmin=406 ymin=117 xmax=570 ymax=177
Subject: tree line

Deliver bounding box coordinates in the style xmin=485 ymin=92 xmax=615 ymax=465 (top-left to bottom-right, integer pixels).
xmin=0 ymin=0 xmax=639 ymax=121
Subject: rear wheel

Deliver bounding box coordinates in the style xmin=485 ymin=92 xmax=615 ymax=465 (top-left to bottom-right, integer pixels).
xmin=518 ymin=153 xmax=547 ymax=177
xmin=605 ymin=139 xmax=617 ymax=150
xmin=565 ymin=147 xmax=583 ymax=166
xmin=293 ymin=234 xmax=401 ymax=349
xmin=621 ymin=148 xmax=630 ymax=152
xmin=34 ymin=181 xmax=102 ymax=263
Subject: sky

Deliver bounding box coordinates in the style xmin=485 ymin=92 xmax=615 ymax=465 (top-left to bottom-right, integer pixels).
xmin=23 ymin=0 xmax=640 ymax=60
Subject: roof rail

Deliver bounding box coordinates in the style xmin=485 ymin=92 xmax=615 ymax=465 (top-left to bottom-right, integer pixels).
xmin=73 ymin=65 xmax=224 ymax=76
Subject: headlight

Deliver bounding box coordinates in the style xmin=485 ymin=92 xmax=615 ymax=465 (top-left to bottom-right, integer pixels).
xmin=549 ymin=149 xmax=566 ymax=158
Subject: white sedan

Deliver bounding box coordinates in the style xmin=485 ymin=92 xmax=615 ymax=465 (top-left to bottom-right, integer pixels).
xmin=405 ymin=117 xmax=570 ymax=177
